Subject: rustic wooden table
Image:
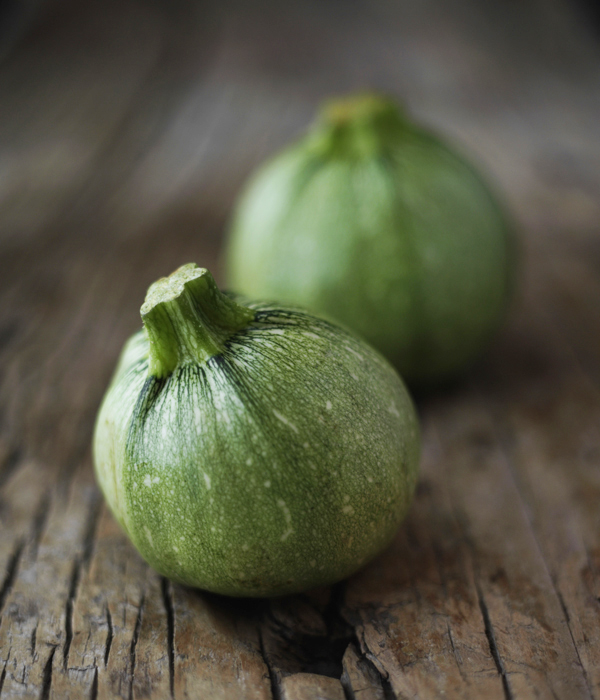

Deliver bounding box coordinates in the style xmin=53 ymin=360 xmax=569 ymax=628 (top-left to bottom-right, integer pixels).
xmin=1 ymin=0 xmax=599 ymax=698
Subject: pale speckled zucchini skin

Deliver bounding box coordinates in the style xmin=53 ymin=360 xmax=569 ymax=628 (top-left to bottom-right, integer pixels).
xmin=93 ymin=299 xmax=419 ymax=597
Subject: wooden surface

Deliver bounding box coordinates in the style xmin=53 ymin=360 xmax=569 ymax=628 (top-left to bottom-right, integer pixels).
xmin=1 ymin=0 xmax=600 ymax=697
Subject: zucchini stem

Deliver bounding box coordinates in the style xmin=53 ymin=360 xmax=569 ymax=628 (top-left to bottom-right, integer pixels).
xmin=141 ymin=264 xmax=254 ymax=378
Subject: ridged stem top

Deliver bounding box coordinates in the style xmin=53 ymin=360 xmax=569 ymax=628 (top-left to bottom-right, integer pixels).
xmin=141 ymin=264 xmax=254 ymax=378
xmin=308 ymin=93 xmax=407 ymax=159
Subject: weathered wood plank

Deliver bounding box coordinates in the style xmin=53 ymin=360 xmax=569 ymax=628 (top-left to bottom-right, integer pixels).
xmin=433 ymin=396 xmax=589 ymax=699
xmin=478 ymin=237 xmax=600 ymax=696
xmin=258 ymin=590 xmax=354 ymax=698
xmin=494 ymin=376 xmax=600 ymax=697
xmin=0 ymin=471 xmax=98 ymax=699
xmin=0 ymin=461 xmax=48 ymax=581
xmin=343 ymin=444 xmax=506 ymax=699
xmin=43 ymin=503 xmax=146 ymax=700
xmin=281 ymin=673 xmax=345 ymax=700
xmin=0 ymin=0 xmax=599 ymax=698
xmin=131 ymin=576 xmax=172 ymax=700
xmin=171 ymin=589 xmax=271 ymax=700
xmin=341 ymin=644 xmax=385 ymax=700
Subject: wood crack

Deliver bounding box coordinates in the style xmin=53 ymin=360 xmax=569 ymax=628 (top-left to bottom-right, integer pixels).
xmin=40 ymin=646 xmax=57 ymax=700
xmin=446 ymin=622 xmax=466 ymax=683
xmin=160 ymin=577 xmax=175 ymax=698
xmin=31 ymin=622 xmax=38 ymax=659
xmin=128 ymin=595 xmax=145 ymax=700
xmin=358 ymin=651 xmax=395 ymax=700
xmin=104 ymin=604 xmax=113 ymax=668
xmin=90 ymin=665 xmax=99 ymax=700
xmin=339 ymin=676 xmax=355 ymax=700
xmin=259 ymin=624 xmax=282 ymax=700
xmin=64 ymin=499 xmax=102 ymax=671
xmin=0 ymin=660 xmax=7 ymax=696
xmin=351 ymin=626 xmax=394 ymax=700
xmin=556 ymin=587 xmax=593 ymax=697
xmin=477 ymin=585 xmax=513 ymax=700
xmin=63 ymin=558 xmax=82 ymax=671
xmin=0 ymin=539 xmax=24 ymax=617
xmin=330 ymin=584 xmax=395 ymax=698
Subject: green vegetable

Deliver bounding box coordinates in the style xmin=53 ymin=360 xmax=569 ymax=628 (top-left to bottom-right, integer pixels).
xmin=93 ymin=264 xmax=420 ymax=597
xmin=224 ymin=93 xmax=515 ymax=385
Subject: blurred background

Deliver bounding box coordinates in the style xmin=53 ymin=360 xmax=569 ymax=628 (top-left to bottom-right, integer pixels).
xmin=0 ymin=0 xmax=599 ymax=470
xmin=1 ymin=0 xmax=599 ymax=257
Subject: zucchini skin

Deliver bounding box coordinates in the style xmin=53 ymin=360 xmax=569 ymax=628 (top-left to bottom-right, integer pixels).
xmin=94 ymin=300 xmax=419 ymax=597
xmin=225 ymin=95 xmax=515 ymax=386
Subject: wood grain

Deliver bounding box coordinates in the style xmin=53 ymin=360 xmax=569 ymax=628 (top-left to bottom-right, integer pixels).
xmin=0 ymin=0 xmax=599 ymax=697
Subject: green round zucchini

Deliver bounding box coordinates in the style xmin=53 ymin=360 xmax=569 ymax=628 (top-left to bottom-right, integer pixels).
xmin=93 ymin=263 xmax=420 ymax=597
